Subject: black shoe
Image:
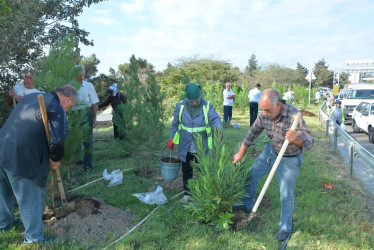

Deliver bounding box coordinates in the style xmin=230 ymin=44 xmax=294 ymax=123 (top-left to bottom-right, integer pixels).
xmin=232 ymin=205 xmax=251 ymax=213
xmin=0 ymin=218 xmax=21 ymax=233
xmin=274 ymin=230 xmax=290 ymax=242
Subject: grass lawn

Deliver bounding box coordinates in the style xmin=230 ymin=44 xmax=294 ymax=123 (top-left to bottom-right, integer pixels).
xmin=1 ymin=107 xmax=373 ymax=249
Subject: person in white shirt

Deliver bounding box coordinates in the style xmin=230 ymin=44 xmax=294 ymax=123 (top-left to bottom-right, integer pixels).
xmin=6 ymin=69 xmax=40 ymax=106
xmin=248 ymin=83 xmax=262 ymax=126
xmin=223 ymin=82 xmax=236 ymax=125
xmin=72 ymin=65 xmax=99 ymax=172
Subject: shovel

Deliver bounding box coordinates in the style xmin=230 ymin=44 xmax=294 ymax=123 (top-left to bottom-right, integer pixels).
xmin=236 ymin=112 xmax=301 ymax=230
xmin=38 ymin=94 xmax=66 ymax=203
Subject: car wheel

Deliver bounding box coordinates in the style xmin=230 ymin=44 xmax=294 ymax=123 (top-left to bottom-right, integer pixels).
xmin=369 ymin=128 xmax=374 ymax=143
xmin=352 ymin=120 xmax=360 ymax=133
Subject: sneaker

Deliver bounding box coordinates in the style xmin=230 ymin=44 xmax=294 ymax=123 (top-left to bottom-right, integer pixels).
xmin=180 ymin=195 xmax=191 ymax=204
xmin=23 ymin=237 xmax=56 ymax=245
xmin=0 ymin=218 xmax=21 ymax=233
xmin=274 ymin=229 xmax=290 ymax=242
xmin=231 ymin=204 xmax=251 ymax=213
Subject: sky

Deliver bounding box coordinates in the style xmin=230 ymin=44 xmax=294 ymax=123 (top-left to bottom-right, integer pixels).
xmin=77 ymin=0 xmax=374 ymax=75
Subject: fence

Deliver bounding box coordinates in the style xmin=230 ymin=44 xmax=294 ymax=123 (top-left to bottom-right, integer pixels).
xmin=319 ymin=102 xmax=374 ymax=194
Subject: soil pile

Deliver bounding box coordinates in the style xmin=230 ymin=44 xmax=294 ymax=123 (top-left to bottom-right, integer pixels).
xmin=46 ymin=197 xmax=137 ymax=242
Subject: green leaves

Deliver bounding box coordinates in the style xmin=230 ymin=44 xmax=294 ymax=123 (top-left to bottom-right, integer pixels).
xmin=184 ymin=129 xmax=252 ymax=230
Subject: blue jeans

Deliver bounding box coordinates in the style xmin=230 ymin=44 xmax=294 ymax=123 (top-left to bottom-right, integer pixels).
xmin=243 ymin=144 xmax=302 ymax=232
xmin=223 ymin=105 xmax=232 ymax=124
xmin=0 ymin=167 xmax=45 ymax=242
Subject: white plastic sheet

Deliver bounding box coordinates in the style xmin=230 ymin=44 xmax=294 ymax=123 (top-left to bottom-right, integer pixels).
xmin=132 ymin=186 xmax=167 ymax=205
xmin=102 ymin=169 xmax=123 ymax=187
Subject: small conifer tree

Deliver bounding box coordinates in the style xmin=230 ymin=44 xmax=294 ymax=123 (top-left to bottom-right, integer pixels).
xmin=114 ymin=55 xmax=165 ymax=173
xmin=34 ymin=37 xmax=88 ymax=180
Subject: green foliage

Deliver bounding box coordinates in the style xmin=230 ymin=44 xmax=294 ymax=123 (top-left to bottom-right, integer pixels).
xmin=232 ymin=83 xmax=250 ymax=114
xmin=115 ymin=55 xmax=165 ymax=170
xmin=313 ymin=58 xmax=334 ymax=87
xmin=185 ymin=130 xmax=252 ymax=230
xmin=245 ymin=53 xmax=259 ymax=78
xmin=203 ymin=81 xmax=223 ymax=112
xmin=80 ymin=54 xmax=100 ymax=80
xmin=34 ymin=37 xmax=80 ymax=92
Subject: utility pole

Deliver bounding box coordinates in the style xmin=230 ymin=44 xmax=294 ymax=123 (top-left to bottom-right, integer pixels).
xmin=306 ymin=70 xmax=316 ymax=106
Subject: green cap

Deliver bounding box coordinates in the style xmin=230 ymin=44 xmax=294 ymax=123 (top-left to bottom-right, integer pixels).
xmin=186 ymin=83 xmax=201 ymax=100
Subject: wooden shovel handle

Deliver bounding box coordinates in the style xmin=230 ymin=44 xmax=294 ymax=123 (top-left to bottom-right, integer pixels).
xmin=38 ymin=94 xmax=66 ymax=203
xmin=251 ymin=112 xmax=301 ymax=214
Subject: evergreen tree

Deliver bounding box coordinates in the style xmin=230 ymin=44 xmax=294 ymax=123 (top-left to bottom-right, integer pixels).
xmin=296 ymin=62 xmax=308 ymax=76
xmin=313 ymin=58 xmax=334 ymax=87
xmin=34 ymin=37 xmax=88 ymax=180
xmin=115 ymin=55 xmax=165 ymax=173
xmin=245 ymin=54 xmax=259 ymax=78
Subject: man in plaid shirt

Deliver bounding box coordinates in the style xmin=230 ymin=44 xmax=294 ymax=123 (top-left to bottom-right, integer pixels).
xmin=233 ymin=89 xmax=314 ymax=242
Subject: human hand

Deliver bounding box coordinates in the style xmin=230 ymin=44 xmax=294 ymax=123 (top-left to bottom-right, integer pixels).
xmin=168 ymin=139 xmax=174 ymax=150
xmin=15 ymin=95 xmax=23 ymax=101
xmin=233 ymin=152 xmax=243 ymax=164
xmin=50 ymin=160 xmax=60 ymax=169
xmin=93 ymin=119 xmax=97 ymax=128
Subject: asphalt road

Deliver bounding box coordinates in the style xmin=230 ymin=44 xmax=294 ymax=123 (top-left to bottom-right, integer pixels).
xmin=344 ymin=124 xmax=374 ymax=153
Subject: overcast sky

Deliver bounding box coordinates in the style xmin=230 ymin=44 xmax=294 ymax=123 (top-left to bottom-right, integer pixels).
xmin=77 ymin=0 xmax=374 ymax=75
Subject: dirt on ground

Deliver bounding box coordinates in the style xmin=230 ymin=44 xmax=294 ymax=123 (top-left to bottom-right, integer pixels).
xmin=300 ymin=109 xmax=318 ymax=117
xmin=45 ymin=197 xmax=137 ymax=243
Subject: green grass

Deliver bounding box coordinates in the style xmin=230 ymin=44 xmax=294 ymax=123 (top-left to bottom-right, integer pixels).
xmin=1 ymin=108 xmax=373 ymax=249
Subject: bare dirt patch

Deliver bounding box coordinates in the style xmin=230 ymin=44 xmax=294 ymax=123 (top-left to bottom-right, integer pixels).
xmin=300 ymin=109 xmax=318 ymax=117
xmin=45 ymin=197 xmax=137 ymax=243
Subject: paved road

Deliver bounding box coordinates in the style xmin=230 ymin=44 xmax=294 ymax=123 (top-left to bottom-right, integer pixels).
xmin=344 ymin=124 xmax=374 ymax=154
xmin=338 ymin=124 xmax=374 ymax=195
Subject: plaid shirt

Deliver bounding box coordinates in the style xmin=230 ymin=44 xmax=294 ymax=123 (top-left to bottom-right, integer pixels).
xmin=242 ymin=103 xmax=314 ymax=156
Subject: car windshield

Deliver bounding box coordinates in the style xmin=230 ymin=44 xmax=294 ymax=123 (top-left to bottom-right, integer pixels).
xmin=347 ymin=89 xmax=374 ymax=99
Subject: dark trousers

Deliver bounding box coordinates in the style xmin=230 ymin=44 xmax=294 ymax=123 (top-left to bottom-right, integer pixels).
xmin=83 ymin=110 xmax=93 ymax=170
xmin=182 ymin=152 xmax=197 ymax=194
xmin=249 ymin=102 xmax=259 ymax=126
xmin=223 ymin=105 xmax=233 ymax=124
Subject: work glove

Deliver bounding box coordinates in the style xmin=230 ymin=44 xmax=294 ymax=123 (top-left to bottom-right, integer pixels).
xmin=168 ymin=139 xmax=174 ymax=150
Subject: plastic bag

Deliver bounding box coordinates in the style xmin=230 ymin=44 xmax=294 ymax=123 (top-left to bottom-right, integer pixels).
xmin=232 ymin=123 xmax=240 ymax=129
xmin=132 ymin=186 xmax=167 ymax=205
xmin=102 ymin=169 xmax=123 ymax=187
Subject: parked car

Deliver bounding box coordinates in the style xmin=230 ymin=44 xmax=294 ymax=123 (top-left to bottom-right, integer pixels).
xmin=351 ymin=100 xmax=374 ymax=143
xmin=341 ymin=84 xmax=374 ymax=124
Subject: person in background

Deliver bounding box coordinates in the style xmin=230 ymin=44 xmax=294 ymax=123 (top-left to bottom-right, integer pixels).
xmin=248 ymin=83 xmax=262 ymax=126
xmin=168 ymin=83 xmax=222 ymax=203
xmin=71 ymin=65 xmax=99 ymax=172
xmin=98 ymin=83 xmax=127 ymax=139
xmin=314 ymin=90 xmax=321 ymax=104
xmin=0 ymin=85 xmax=77 ymax=244
xmin=223 ymin=82 xmax=235 ymax=125
xmin=233 ymin=89 xmax=314 ymax=242
xmin=329 ymin=100 xmax=344 ymax=126
xmin=6 ymin=69 xmax=40 ymax=106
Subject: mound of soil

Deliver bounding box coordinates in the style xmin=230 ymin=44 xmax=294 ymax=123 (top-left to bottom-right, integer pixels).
xmin=300 ymin=109 xmax=317 ymax=117
xmin=45 ymin=197 xmax=137 ymax=243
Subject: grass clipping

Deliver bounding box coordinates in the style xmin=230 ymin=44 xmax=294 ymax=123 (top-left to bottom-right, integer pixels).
xmin=184 ymin=129 xmax=252 ymax=230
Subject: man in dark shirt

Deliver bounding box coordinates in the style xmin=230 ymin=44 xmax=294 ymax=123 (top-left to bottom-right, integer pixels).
xmin=0 ymin=85 xmax=77 ymax=244
xmin=233 ymin=89 xmax=314 ymax=242
xmin=98 ymin=83 xmax=127 ymax=139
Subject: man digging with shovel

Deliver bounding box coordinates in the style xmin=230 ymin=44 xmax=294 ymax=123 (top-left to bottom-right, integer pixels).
xmin=0 ymin=85 xmax=77 ymax=244
xmin=233 ymin=89 xmax=314 ymax=242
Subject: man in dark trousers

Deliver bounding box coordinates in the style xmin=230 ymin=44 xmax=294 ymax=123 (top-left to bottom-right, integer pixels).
xmin=0 ymin=85 xmax=77 ymax=244
xmin=98 ymin=83 xmax=127 ymax=139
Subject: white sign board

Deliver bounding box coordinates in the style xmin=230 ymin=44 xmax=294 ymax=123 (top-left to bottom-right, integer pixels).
xmin=305 ymin=71 xmax=316 ymax=80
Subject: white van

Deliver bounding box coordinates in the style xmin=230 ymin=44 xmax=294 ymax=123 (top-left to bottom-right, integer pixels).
xmin=341 ymin=84 xmax=374 ymax=124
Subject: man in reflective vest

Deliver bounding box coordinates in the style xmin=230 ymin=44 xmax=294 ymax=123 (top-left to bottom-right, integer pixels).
xmin=168 ymin=83 xmax=222 ymax=203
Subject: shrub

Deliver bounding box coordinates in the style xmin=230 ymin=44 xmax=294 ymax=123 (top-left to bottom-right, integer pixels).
xmin=185 ymin=129 xmax=252 ymax=230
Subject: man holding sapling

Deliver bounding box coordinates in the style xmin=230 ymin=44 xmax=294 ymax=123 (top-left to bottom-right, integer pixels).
xmin=233 ymin=89 xmax=314 ymax=242
xmin=0 ymin=85 xmax=77 ymax=244
xmin=168 ymin=82 xmax=222 ymax=204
